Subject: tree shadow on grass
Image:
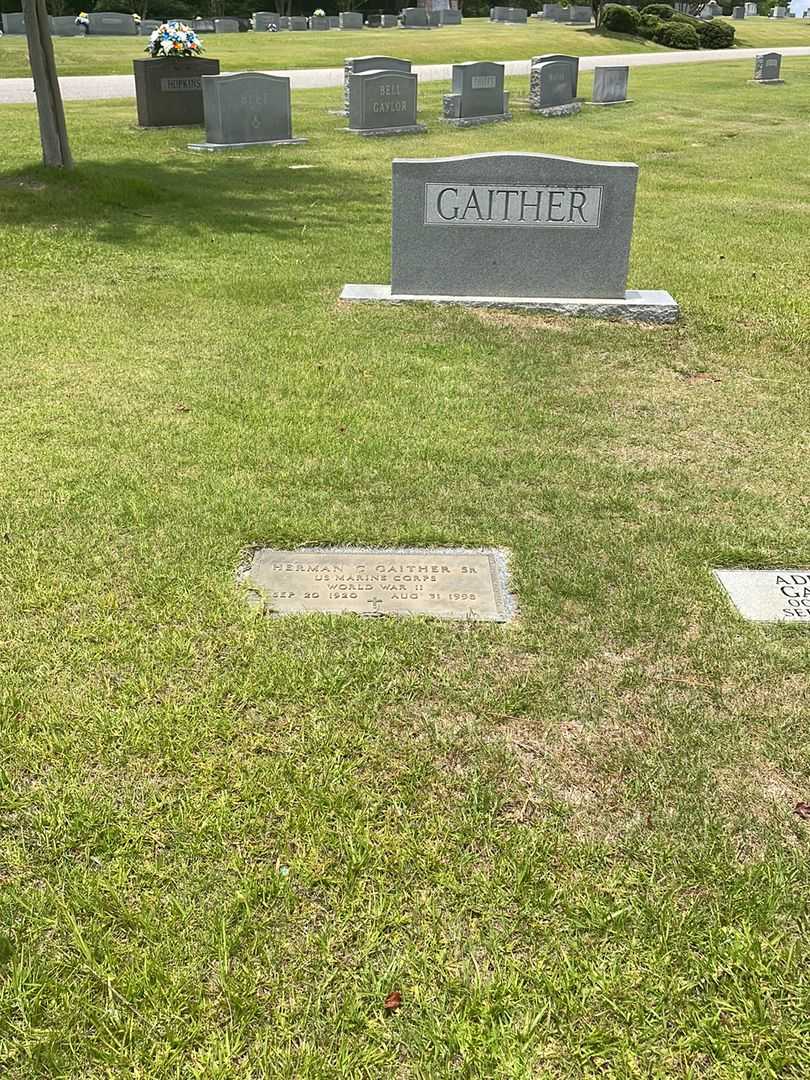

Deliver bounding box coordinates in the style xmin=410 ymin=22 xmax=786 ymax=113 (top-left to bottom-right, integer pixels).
xmin=0 ymin=152 xmax=377 ymax=247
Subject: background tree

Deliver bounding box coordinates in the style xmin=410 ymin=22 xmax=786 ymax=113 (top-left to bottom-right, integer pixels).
xmin=22 ymin=0 xmax=73 ymax=168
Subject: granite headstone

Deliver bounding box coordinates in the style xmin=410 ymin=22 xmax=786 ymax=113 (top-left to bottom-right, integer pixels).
xmin=752 ymin=51 xmax=783 ymax=81
xmin=589 ymin=66 xmax=630 ymax=105
xmin=442 ymin=61 xmax=511 ymax=125
xmin=339 ymin=11 xmax=364 ymax=28
xmin=189 ymin=71 xmax=307 ymax=151
xmin=342 ymin=55 xmax=412 ymax=115
xmin=346 ymin=69 xmax=426 ymax=134
xmin=89 ymin=11 xmax=138 ymax=35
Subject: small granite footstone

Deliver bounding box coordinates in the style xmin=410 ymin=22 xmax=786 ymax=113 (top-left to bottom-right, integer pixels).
xmin=241 ymin=547 xmax=516 ymax=621
xmin=715 ymin=569 xmax=810 ymax=623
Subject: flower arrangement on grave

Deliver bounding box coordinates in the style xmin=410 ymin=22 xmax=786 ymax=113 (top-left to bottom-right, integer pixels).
xmin=144 ymin=21 xmax=205 ymax=58
xmin=75 ymin=11 xmax=89 ymax=25
xmin=132 ymin=12 xmax=141 ymax=23
xmin=313 ymin=7 xmax=326 ymax=14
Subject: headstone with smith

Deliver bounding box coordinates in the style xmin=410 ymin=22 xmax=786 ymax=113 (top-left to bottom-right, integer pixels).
xmin=341 ymin=151 xmax=679 ymax=322
xmin=189 ymin=72 xmax=307 ymax=151
xmin=750 ymin=52 xmax=784 ymax=82
xmin=345 ymin=69 xmax=426 ymax=135
xmin=442 ymin=61 xmax=511 ymax=126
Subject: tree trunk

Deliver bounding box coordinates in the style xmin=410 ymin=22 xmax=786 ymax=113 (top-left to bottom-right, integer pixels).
xmin=23 ymin=0 xmax=73 ymax=168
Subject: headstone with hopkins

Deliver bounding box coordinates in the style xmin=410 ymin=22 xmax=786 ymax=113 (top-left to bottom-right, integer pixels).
xmin=750 ymin=51 xmax=784 ymax=81
xmin=341 ymin=152 xmax=678 ymax=322
xmin=588 ymin=66 xmax=631 ymax=106
xmin=133 ymin=55 xmax=221 ymax=127
xmin=253 ymin=11 xmax=281 ymax=30
xmin=89 ymin=12 xmax=138 ymax=35
xmin=189 ymin=71 xmax=307 ymax=151
xmin=442 ymin=61 xmax=511 ymax=126
xmin=346 ymin=69 xmax=426 ymax=135
xmin=341 ymin=55 xmax=412 ymax=116
xmin=530 ymin=53 xmax=580 ymax=116
xmin=339 ymin=11 xmax=364 ymax=28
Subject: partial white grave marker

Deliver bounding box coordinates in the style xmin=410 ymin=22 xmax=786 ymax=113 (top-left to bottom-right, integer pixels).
xmin=714 ymin=569 xmax=810 ymax=623
xmin=240 ymin=547 xmax=515 ymax=621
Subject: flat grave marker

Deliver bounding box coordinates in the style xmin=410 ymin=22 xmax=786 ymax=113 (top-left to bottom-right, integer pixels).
xmin=241 ymin=548 xmax=515 ymax=621
xmin=715 ymin=569 xmax=810 ymax=623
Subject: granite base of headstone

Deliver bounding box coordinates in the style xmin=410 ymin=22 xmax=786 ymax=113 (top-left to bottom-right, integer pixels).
xmin=345 ymin=69 xmax=426 ymax=135
xmin=442 ymin=62 xmax=511 ymax=126
xmin=529 ymin=54 xmax=581 ymax=117
xmin=134 ymin=57 xmax=221 ymax=127
xmin=749 ymin=51 xmax=784 ymax=83
xmin=341 ymin=152 xmax=679 ymax=323
xmin=587 ymin=66 xmax=631 ymax=106
xmin=188 ymin=71 xmax=307 ymax=151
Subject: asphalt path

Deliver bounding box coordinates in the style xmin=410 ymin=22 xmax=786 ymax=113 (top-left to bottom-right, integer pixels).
xmin=1 ymin=45 xmax=809 ymax=104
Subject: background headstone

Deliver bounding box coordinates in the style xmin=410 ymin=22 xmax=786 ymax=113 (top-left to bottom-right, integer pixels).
xmin=401 ymin=6 xmax=430 ymax=26
xmin=253 ymin=11 xmax=280 ymax=30
xmin=339 ymin=11 xmax=364 ymax=28
xmin=443 ymin=61 xmax=510 ymax=125
xmin=289 ymin=15 xmax=308 ymax=29
xmin=2 ymin=12 xmax=27 ymax=33
xmin=568 ymin=5 xmax=592 ymax=21
xmin=752 ymin=51 xmax=784 ymax=81
xmin=347 ymin=69 xmax=425 ymax=134
xmin=189 ymin=71 xmax=306 ymax=150
xmin=590 ymin=66 xmax=630 ymax=105
xmin=732 ymin=5 xmax=745 ymax=16
xmin=530 ymin=54 xmax=580 ymax=115
xmin=381 ymin=14 xmax=398 ymax=26
xmin=89 ymin=12 xmax=137 ymax=35
xmin=52 ymin=15 xmax=85 ymax=35
xmin=213 ymin=18 xmax=239 ymax=32
xmin=533 ymin=53 xmax=579 ymax=95
xmin=343 ymin=55 xmax=411 ymax=116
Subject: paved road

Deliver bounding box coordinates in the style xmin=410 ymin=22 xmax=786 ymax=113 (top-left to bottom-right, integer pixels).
xmin=1 ymin=45 xmax=809 ymax=104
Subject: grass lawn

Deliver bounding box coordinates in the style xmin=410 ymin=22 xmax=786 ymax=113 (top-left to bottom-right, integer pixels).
xmin=1 ymin=58 xmax=810 ymax=1077
xmin=0 ymin=16 xmax=809 ymax=79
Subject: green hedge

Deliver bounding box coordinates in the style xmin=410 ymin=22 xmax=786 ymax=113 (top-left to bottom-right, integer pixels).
xmin=600 ymin=3 xmax=641 ymax=32
xmin=656 ymin=19 xmax=700 ymax=46
xmin=640 ymin=3 xmax=675 ymax=17
xmin=638 ymin=12 xmax=663 ymax=37
xmin=696 ymin=18 xmax=736 ymax=46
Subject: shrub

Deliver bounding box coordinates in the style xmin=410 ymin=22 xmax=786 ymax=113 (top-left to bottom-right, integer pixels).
xmin=671 ymin=11 xmax=702 ymax=23
xmin=600 ymin=3 xmax=641 ymax=32
xmin=655 ymin=20 xmax=700 ymax=45
xmin=640 ymin=3 xmax=675 ymax=17
xmin=697 ymin=18 xmax=735 ymax=46
xmin=638 ymin=12 xmax=663 ymax=36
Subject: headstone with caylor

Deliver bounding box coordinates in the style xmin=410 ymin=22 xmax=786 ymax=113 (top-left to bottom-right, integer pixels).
xmin=346 ymin=69 xmax=426 ymax=135
xmin=341 ymin=55 xmax=412 ymax=116
xmin=341 ymin=151 xmax=679 ymax=322
xmin=442 ymin=61 xmax=511 ymax=126
xmin=750 ymin=51 xmax=784 ymax=82
xmin=188 ymin=71 xmax=307 ymax=151
xmin=588 ymin=66 xmax=631 ymax=106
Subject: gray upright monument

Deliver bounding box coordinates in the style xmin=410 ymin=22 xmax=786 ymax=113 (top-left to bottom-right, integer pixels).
xmin=442 ymin=62 xmax=511 ymax=126
xmin=588 ymin=66 xmax=631 ymax=106
xmin=341 ymin=152 xmax=679 ymax=322
xmin=750 ymin=51 xmax=784 ymax=82
xmin=346 ymin=69 xmax=426 ymax=135
xmin=530 ymin=54 xmax=581 ymax=116
xmin=188 ymin=72 xmax=307 ymax=151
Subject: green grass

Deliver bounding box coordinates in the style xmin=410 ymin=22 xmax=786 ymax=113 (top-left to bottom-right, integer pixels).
xmin=1 ymin=15 xmax=809 ymax=79
xmin=1 ymin=59 xmax=810 ymax=1077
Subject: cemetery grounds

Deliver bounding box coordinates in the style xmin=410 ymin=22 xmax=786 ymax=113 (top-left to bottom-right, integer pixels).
xmin=0 ymin=16 xmax=809 ymax=77
xmin=1 ymin=46 xmax=810 ymax=1080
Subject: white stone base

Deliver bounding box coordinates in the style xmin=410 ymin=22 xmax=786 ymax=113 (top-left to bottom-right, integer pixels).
xmin=747 ymin=78 xmax=785 ymax=84
xmin=585 ymin=98 xmax=633 ymax=107
xmin=188 ymin=137 xmax=307 ymax=152
xmin=441 ymin=112 xmax=513 ymax=127
xmin=342 ymin=123 xmax=427 ymax=137
xmin=340 ymin=285 xmax=679 ymax=323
